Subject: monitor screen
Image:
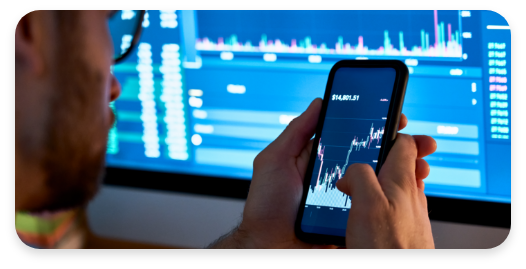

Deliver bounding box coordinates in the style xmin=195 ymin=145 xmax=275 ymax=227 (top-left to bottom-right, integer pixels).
xmin=107 ymin=10 xmax=511 ymax=204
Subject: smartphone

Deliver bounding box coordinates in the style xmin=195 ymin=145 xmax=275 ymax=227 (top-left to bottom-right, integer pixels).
xmin=295 ymin=60 xmax=409 ymax=246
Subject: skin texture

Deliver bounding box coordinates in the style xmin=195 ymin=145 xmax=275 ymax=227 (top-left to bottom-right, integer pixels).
xmin=15 ymin=11 xmax=121 ymax=212
xmin=209 ymin=98 xmax=437 ymax=248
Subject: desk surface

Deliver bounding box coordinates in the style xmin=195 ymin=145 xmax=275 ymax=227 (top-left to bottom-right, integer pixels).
xmin=80 ymin=210 xmax=172 ymax=249
xmin=87 ymin=186 xmax=510 ymax=249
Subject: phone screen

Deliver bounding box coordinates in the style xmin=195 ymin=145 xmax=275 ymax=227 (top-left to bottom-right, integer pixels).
xmin=301 ymin=67 xmax=397 ymax=237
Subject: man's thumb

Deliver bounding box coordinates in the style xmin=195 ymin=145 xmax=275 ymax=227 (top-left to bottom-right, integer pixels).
xmin=265 ymin=98 xmax=322 ymax=158
xmin=336 ymin=163 xmax=384 ymax=203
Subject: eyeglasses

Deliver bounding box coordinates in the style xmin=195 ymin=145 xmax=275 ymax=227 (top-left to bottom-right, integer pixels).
xmin=108 ymin=10 xmax=145 ymax=64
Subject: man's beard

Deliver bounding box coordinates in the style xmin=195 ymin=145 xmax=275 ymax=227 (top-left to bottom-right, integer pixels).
xmin=27 ymin=11 xmax=110 ymax=212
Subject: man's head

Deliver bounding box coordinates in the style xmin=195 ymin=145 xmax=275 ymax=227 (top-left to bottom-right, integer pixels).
xmin=15 ymin=11 xmax=121 ymax=212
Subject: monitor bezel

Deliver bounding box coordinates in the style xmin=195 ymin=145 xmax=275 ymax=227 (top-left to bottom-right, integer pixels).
xmin=103 ymin=166 xmax=510 ymax=228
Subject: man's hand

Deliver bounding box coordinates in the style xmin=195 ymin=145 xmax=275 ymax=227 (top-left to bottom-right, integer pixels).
xmin=236 ymin=98 xmax=327 ymax=248
xmin=209 ymin=98 xmax=327 ymax=248
xmin=336 ymin=133 xmax=437 ymax=248
xmin=208 ymin=98 xmax=427 ymax=248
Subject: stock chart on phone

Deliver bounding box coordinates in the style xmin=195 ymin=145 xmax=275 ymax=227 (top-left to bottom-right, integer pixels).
xmin=107 ymin=11 xmax=511 ymax=205
xmin=300 ymin=67 xmax=397 ymax=236
xmin=304 ymin=68 xmax=396 ymax=209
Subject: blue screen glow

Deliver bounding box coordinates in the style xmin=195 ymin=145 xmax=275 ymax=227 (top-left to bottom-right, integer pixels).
xmin=107 ymin=10 xmax=511 ymax=204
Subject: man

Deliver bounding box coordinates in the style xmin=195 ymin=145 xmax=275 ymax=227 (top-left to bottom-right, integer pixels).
xmin=16 ymin=10 xmax=436 ymax=248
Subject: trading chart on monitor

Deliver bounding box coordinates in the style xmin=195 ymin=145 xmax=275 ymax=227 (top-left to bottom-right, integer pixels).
xmin=107 ymin=10 xmax=511 ymax=204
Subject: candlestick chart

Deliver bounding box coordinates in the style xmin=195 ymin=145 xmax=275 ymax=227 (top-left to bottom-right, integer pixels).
xmin=305 ymin=122 xmax=385 ymax=208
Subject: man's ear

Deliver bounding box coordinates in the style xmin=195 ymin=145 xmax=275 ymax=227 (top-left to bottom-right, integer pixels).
xmin=15 ymin=11 xmax=44 ymax=76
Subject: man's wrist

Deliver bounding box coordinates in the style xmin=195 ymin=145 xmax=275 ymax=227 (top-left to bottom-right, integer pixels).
xmin=207 ymin=223 xmax=257 ymax=249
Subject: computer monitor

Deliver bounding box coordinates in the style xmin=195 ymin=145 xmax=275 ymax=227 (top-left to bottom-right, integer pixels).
xmin=88 ymin=10 xmax=510 ymax=248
